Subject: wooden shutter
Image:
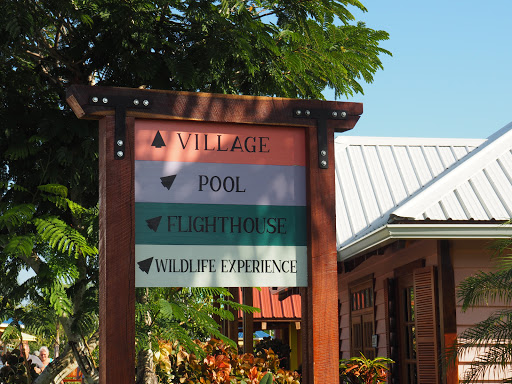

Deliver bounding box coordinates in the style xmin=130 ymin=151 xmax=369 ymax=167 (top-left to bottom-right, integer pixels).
xmin=414 ymin=266 xmax=440 ymax=384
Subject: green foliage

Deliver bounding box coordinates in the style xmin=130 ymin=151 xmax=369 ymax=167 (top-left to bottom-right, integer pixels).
xmin=135 ymin=287 xmax=259 ymax=359
xmin=0 ymin=205 xmax=36 ymax=231
xmin=0 ymin=0 xmax=389 ymax=100
xmin=259 ymin=372 xmax=273 ymax=384
xmin=155 ymin=338 xmax=299 ymax=384
xmin=34 ymin=216 xmax=97 ymax=257
xmin=0 ymin=324 xmax=22 ymax=345
xmin=3 ymin=235 xmax=35 ymax=259
xmin=0 ymin=182 xmax=99 ymax=381
xmin=339 ymin=354 xmax=393 ymax=384
xmin=446 ymin=236 xmax=512 ymax=383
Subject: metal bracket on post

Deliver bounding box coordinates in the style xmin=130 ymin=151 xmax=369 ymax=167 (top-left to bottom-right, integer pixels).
xmin=89 ymin=95 xmax=152 ymax=159
xmin=115 ymin=105 xmax=126 ymax=159
xmin=293 ymin=108 xmax=347 ymax=169
xmin=317 ymin=118 xmax=328 ymax=169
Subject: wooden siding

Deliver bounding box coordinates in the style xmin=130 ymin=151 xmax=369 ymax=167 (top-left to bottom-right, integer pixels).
xmin=338 ymin=238 xmax=511 ymax=383
xmin=451 ymin=239 xmax=511 ymax=383
xmin=338 ymin=239 xmax=438 ymax=360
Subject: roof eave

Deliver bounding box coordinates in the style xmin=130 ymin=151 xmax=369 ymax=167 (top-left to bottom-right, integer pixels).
xmin=338 ymin=223 xmax=512 ymax=261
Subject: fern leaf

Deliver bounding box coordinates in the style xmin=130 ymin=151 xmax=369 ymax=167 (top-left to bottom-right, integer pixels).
xmin=158 ymin=299 xmax=186 ymax=322
xmin=38 ymin=183 xmax=68 ymax=197
xmin=4 ymin=234 xmax=35 ymax=257
xmin=44 ymin=282 xmax=74 ymax=317
xmin=34 ymin=217 xmax=98 ymax=257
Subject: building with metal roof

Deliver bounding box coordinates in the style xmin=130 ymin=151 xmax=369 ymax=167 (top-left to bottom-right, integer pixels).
xmin=335 ymin=122 xmax=512 ymax=384
xmin=336 ymin=122 xmax=512 ymax=260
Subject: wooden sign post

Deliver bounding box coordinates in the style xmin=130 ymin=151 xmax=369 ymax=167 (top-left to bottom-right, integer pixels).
xmin=66 ymin=85 xmax=362 ymax=384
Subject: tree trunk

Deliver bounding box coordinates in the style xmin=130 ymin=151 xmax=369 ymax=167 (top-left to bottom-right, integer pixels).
xmin=135 ymin=349 xmax=158 ymax=384
xmin=54 ymin=321 xmax=60 ymax=358
xmin=134 ymin=288 xmax=158 ymax=384
xmin=69 ymin=338 xmax=100 ymax=384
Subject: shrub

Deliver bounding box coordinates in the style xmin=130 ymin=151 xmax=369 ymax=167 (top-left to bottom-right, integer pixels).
xmin=339 ymin=354 xmax=393 ymax=384
xmin=154 ymin=339 xmax=300 ymax=384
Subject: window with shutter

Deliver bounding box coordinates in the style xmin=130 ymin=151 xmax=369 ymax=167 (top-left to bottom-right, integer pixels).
xmin=349 ymin=276 xmax=375 ymax=359
xmin=396 ymin=265 xmax=440 ymax=384
xmin=385 ymin=278 xmax=399 ymax=384
xmin=397 ymin=273 xmax=417 ymax=384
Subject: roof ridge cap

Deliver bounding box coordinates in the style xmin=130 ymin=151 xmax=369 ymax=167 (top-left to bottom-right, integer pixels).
xmin=392 ymin=121 xmax=512 ymax=219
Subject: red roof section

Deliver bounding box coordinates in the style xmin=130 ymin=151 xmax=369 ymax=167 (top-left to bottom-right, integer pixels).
xmin=238 ymin=288 xmax=301 ymax=321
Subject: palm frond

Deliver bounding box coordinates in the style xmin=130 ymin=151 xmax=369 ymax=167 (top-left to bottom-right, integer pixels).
xmin=446 ymin=310 xmax=512 ymax=382
xmin=457 ymin=270 xmax=512 ymax=310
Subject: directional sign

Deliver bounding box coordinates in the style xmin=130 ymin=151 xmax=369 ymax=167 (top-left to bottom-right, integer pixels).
xmin=135 ymin=161 xmax=306 ymax=206
xmin=135 ymin=245 xmax=307 ymax=287
xmin=134 ymin=119 xmax=307 ymax=287
xmin=136 ymin=203 xmax=307 ymax=245
xmin=135 ymin=119 xmax=306 ymax=165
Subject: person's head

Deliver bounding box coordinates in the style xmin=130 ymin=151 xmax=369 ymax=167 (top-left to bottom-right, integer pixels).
xmin=39 ymin=346 xmax=49 ymax=362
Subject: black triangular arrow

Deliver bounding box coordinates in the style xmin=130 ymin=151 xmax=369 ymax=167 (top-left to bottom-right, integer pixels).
xmin=151 ymin=131 xmax=166 ymax=148
xmin=161 ymin=175 xmax=177 ymax=190
xmin=138 ymin=257 xmax=153 ymax=274
xmin=146 ymin=216 xmax=162 ymax=232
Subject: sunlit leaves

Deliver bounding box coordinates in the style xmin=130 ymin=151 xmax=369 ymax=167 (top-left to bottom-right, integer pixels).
xmin=135 ymin=287 xmax=251 ymax=357
xmin=1 ymin=0 xmax=390 ymax=98
xmin=34 ymin=217 xmax=97 ymax=257
xmin=43 ymin=282 xmax=74 ymax=317
xmin=458 ymin=269 xmax=512 ymax=310
xmin=157 ymin=298 xmax=186 ymax=322
xmin=448 ymin=310 xmax=512 ymax=383
xmin=0 ymin=204 xmax=36 ymax=231
xmin=37 ymin=184 xmax=68 ymax=198
xmin=451 ymin=236 xmax=512 ymax=383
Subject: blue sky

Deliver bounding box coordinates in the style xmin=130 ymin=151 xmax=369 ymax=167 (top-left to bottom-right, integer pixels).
xmin=326 ymin=0 xmax=512 ymax=139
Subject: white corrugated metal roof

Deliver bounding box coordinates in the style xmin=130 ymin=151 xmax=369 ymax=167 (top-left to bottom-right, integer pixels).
xmin=335 ymin=122 xmax=512 ymax=259
xmin=393 ymin=123 xmax=512 ymax=221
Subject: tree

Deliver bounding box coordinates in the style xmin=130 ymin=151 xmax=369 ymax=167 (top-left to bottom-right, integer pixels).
xmin=449 ymin=238 xmax=512 ymax=383
xmin=135 ymin=287 xmax=257 ymax=384
xmin=0 ymin=1 xmax=390 ymax=382
xmin=0 ymin=186 xmax=100 ymax=383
